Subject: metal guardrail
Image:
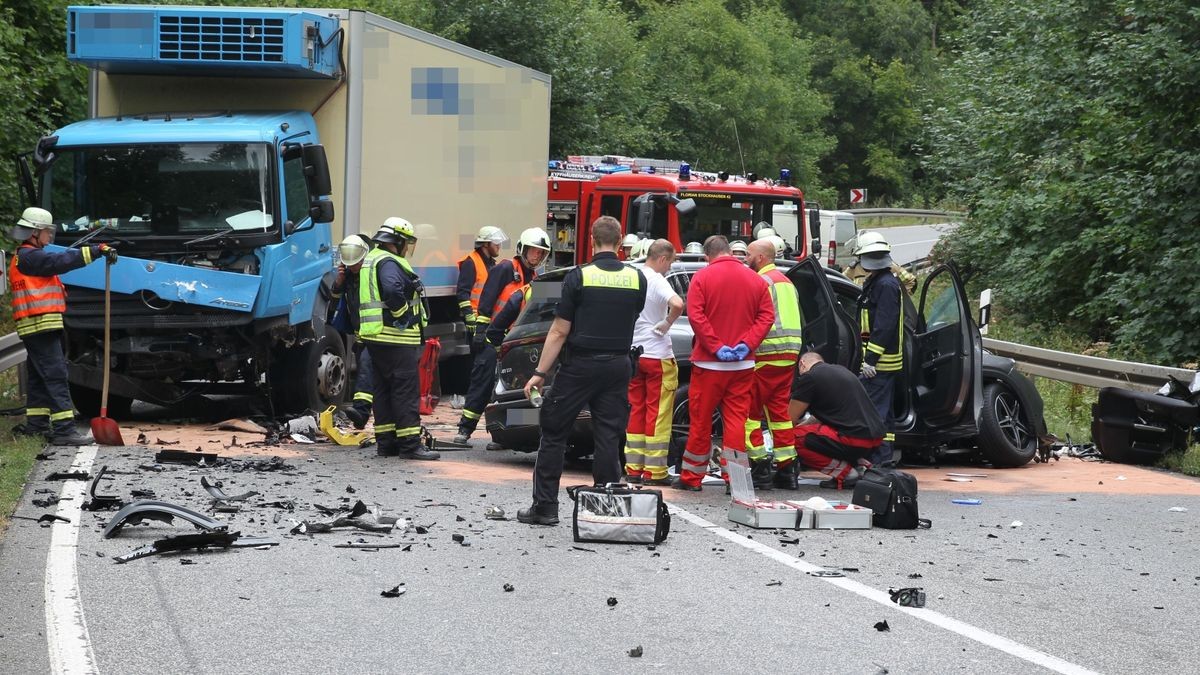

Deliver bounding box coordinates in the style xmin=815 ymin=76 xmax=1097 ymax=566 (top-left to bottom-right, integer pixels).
xmin=982 ymin=338 xmax=1194 ymax=393
xmin=846 ymin=208 xmax=965 ymax=219
xmin=0 ymin=331 xmax=25 ymax=373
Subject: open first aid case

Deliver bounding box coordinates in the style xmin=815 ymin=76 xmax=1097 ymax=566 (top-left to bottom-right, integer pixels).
xmin=725 ymin=450 xmax=872 ymax=530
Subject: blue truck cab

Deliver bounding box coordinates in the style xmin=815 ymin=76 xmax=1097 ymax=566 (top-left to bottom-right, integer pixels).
xmin=17 ymin=6 xmax=346 ymax=414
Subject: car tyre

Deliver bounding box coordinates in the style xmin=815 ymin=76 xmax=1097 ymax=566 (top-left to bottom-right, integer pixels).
xmin=977 ymin=381 xmax=1037 ymax=467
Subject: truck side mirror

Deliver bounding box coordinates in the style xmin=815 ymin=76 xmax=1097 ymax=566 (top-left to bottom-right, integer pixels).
xmin=632 ymin=193 xmax=654 ymax=233
xmin=301 ymin=144 xmax=333 ymax=196
xmin=674 ymin=197 xmax=696 ymax=216
xmin=810 ymin=238 xmax=821 ymax=256
xmin=309 ymin=200 xmax=335 ymax=225
xmin=807 ymin=207 xmax=820 ymax=239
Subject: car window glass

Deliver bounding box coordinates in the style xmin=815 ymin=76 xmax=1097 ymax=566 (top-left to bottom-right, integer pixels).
xmin=922 ymin=269 xmax=960 ymax=330
xmin=667 ymin=272 xmax=689 ymax=315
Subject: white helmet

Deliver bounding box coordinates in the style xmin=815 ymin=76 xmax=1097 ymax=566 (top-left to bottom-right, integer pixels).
xmin=684 ymin=241 xmax=703 ymax=254
xmin=18 ymin=207 xmax=54 ymax=230
xmin=475 ymin=225 xmax=508 ymax=247
xmin=767 ymin=235 xmax=786 ymax=257
xmin=621 ymin=233 xmax=639 ymax=248
xmin=755 ymin=226 xmax=778 ymax=241
xmin=853 ymin=230 xmax=891 ymax=256
xmin=729 ymin=240 xmax=749 ymax=257
xmin=630 ymin=238 xmax=650 ymax=259
xmin=516 ymin=227 xmax=551 ymax=255
xmin=375 ymin=216 xmax=415 ymax=244
xmin=752 ymin=221 xmax=773 ymax=239
xmin=337 ymin=234 xmax=370 ymax=266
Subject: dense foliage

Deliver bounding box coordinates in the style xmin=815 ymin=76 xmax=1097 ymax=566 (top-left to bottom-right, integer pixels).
xmin=925 ymin=0 xmax=1200 ymax=364
xmin=2 ymin=0 xmax=1197 ymax=363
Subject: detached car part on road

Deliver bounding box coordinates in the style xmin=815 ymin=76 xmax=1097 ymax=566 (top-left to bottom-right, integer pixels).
xmin=485 ymin=255 xmax=1050 ymax=467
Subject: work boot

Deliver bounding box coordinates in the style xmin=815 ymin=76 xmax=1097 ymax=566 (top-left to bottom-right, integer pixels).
xmin=344 ymin=406 xmax=370 ymax=430
xmin=751 ymin=459 xmax=774 ymax=490
xmin=12 ymin=422 xmax=46 ymax=438
xmin=773 ymin=461 xmax=799 ymax=490
xmin=396 ymin=445 xmax=441 ymax=461
xmin=48 ymin=431 xmax=94 ymax=447
xmin=452 ymin=429 xmax=471 ymax=445
xmin=485 ymin=442 xmax=505 ymax=452
xmin=376 ymin=435 xmax=399 ymax=457
xmin=625 ymin=474 xmax=643 ymax=485
xmin=644 ymin=476 xmax=672 ymax=486
xmin=516 ymin=504 xmax=559 ymax=526
xmin=670 ymin=477 xmax=701 ymax=492
xmin=819 ymin=467 xmax=860 ymax=490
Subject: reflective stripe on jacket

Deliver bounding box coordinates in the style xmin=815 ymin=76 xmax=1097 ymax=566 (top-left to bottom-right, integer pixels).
xmin=754 ymin=264 xmax=803 ymax=365
xmin=358 ymin=248 xmax=425 ymax=346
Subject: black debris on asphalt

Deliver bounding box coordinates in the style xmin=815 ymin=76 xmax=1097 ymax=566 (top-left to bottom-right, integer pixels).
xmin=628 ymin=646 xmax=643 ymax=658
xmin=46 ymin=471 xmax=90 ymax=481
xmin=32 ymin=495 xmax=61 ymax=508
xmin=607 ymin=597 xmax=618 ymax=607
xmin=381 ymin=584 xmax=406 ymax=598
xmin=874 ymin=620 xmax=890 ymax=632
xmin=503 ymin=583 xmax=514 ymax=592
xmin=766 ymin=580 xmax=783 ymax=587
xmin=155 ymin=449 xmax=217 ymax=465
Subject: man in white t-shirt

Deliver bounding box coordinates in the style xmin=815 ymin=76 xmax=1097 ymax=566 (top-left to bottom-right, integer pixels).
xmin=624 ymin=239 xmax=685 ymax=485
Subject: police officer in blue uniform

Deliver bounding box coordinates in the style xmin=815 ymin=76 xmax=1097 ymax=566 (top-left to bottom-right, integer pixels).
xmin=518 ymin=216 xmax=647 ymax=525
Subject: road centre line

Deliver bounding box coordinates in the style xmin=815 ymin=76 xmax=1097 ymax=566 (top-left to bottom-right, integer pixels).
xmin=45 ymin=444 xmax=99 ymax=675
xmin=668 ymin=503 xmax=1099 ymax=675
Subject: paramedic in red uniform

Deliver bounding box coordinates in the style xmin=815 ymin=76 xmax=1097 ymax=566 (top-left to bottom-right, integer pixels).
xmin=789 ymin=352 xmax=884 ymax=489
xmin=673 ymin=235 xmax=774 ymax=491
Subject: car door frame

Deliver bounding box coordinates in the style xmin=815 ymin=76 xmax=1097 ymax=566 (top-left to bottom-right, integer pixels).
xmin=911 ymin=262 xmax=981 ymax=429
xmin=784 ymin=256 xmax=857 ymax=369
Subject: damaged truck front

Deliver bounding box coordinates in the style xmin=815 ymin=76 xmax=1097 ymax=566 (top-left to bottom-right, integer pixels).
xmin=17 ymin=6 xmax=551 ymax=415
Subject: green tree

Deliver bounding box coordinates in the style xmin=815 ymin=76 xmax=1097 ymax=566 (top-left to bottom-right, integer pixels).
xmin=639 ymin=0 xmax=832 ymax=192
xmin=925 ymin=0 xmax=1200 ymax=364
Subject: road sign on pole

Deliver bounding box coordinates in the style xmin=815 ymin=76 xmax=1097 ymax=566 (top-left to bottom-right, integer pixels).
xmin=850 ymin=188 xmax=866 ymax=204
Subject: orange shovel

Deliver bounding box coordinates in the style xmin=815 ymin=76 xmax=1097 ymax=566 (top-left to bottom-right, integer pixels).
xmin=89 ymin=258 xmax=123 ymax=445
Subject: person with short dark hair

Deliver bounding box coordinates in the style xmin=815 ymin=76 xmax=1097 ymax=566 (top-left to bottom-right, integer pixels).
xmin=789 ymin=352 xmax=883 ymax=489
xmin=518 ymin=216 xmax=647 ymax=525
xmin=674 ymin=235 xmax=775 ymax=491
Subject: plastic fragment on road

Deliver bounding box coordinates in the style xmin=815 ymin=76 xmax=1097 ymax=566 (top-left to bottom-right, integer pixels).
xmin=1009 ymin=520 xmax=1023 ymax=528
xmin=951 ymin=499 xmax=982 ymax=505
xmin=200 ymin=476 xmax=259 ymax=503
xmin=874 ymin=620 xmax=890 ymax=632
xmin=45 ymin=471 xmax=90 ymax=481
xmin=889 ymin=587 xmax=925 ymax=608
xmin=381 ymin=584 xmax=406 ymax=598
xmin=1168 ymin=507 xmax=1188 ymax=513
xmin=318 ymin=405 xmax=372 ymax=446
xmin=628 ymin=646 xmax=643 ymax=658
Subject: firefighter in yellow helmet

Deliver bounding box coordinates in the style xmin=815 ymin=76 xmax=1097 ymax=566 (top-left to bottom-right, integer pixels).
xmin=358 ymin=217 xmax=439 ymax=460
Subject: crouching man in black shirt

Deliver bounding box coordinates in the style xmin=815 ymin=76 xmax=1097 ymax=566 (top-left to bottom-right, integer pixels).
xmin=789 ymin=352 xmax=885 ymax=490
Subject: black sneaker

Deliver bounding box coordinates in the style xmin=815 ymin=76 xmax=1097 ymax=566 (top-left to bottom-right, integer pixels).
xmin=48 ymin=432 xmax=94 ymax=447
xmin=670 ymin=477 xmax=701 ymax=492
xmin=516 ymin=505 xmax=559 ymax=526
xmin=396 ymin=447 xmax=441 ymax=461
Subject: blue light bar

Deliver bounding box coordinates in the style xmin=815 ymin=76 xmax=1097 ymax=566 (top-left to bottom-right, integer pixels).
xmin=679 ymin=162 xmax=691 ymax=180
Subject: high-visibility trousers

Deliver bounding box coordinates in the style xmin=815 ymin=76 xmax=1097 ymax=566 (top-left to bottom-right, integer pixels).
xmin=679 ymin=366 xmax=753 ymax=488
xmin=794 ymin=421 xmax=881 ymax=480
xmin=625 ymin=357 xmax=678 ymax=480
xmin=744 ymin=361 xmax=797 ymax=465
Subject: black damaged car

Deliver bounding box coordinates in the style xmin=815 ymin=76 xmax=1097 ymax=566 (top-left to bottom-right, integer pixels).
xmin=484 ymin=254 xmax=1049 ymax=468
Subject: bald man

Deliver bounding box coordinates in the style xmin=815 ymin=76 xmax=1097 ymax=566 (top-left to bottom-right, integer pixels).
xmin=743 ymin=240 xmax=804 ymax=489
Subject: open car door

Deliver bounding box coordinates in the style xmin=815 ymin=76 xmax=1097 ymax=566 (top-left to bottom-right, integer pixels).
xmin=785 ymin=256 xmax=857 ymax=368
xmin=912 ymin=263 xmax=981 ymax=428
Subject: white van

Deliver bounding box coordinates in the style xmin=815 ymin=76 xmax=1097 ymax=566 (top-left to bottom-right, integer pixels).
xmin=770 ymin=205 xmax=857 ymax=269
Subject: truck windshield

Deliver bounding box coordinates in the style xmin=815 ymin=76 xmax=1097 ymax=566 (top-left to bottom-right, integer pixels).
xmin=677 ymin=194 xmax=801 ymax=249
xmin=43 ymin=143 xmax=276 ymax=239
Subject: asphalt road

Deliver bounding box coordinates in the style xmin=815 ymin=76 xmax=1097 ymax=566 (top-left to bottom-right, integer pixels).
xmin=876 ymin=223 xmax=959 ymax=266
xmin=3 ymin=432 xmax=1199 ymax=674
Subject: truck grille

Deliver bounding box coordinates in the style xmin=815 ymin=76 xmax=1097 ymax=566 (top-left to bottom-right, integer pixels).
xmin=64 ymin=288 xmax=250 ymax=330
xmin=158 ymin=14 xmax=285 ymax=63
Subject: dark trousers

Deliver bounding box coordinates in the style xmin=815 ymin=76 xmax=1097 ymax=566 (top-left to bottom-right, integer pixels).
xmin=366 ymin=342 xmax=421 ymax=452
xmin=458 ymin=343 xmax=497 ymax=433
xmin=532 ymin=355 xmax=631 ymax=510
xmin=860 ymin=371 xmax=897 ymax=466
xmin=22 ymin=330 xmax=76 ymax=437
xmin=352 ymin=346 xmax=374 ymax=413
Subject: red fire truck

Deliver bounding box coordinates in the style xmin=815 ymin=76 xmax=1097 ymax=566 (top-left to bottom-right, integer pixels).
xmin=545 ymin=155 xmax=810 ymax=269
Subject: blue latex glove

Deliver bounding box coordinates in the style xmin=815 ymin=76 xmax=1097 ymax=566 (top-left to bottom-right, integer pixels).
xmin=716 ymin=345 xmax=737 ymax=362
xmin=732 ymin=343 xmax=750 ymax=360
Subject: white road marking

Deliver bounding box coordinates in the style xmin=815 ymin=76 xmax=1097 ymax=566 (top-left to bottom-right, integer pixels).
xmin=669 ymin=504 xmax=1099 ymax=675
xmin=44 ymin=444 xmax=99 ymax=675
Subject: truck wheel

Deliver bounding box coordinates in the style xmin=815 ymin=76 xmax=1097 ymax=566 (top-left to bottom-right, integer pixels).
xmin=977 ymin=381 xmax=1037 ymax=467
xmin=275 ymin=325 xmax=347 ymax=414
xmin=70 ymin=384 xmax=133 ymax=420
xmin=668 ymin=384 xmax=723 ymax=473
